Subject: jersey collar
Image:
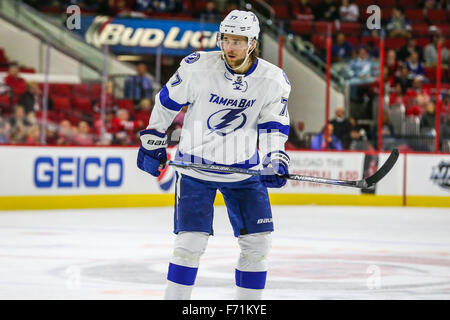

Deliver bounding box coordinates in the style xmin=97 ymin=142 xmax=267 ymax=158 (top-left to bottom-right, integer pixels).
xmin=224 ymin=58 xmax=259 ymax=77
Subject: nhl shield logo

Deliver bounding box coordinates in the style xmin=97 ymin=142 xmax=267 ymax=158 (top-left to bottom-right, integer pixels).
xmin=231 ymin=80 xmax=248 ymax=92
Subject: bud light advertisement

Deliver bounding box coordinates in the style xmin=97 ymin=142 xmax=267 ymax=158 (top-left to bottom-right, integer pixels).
xmin=73 ymin=16 xmax=219 ymax=56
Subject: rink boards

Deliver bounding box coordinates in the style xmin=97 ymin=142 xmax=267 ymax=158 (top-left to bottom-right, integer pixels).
xmin=0 ymin=146 xmax=448 ymax=209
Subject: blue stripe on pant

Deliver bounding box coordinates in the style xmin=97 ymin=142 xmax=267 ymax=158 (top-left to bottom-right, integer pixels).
xmin=235 ymin=269 xmax=267 ymax=289
xmin=167 ymin=263 xmax=198 ymax=286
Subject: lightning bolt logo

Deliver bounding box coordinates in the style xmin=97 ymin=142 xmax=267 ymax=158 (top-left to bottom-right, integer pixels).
xmin=207 ymin=108 xmax=247 ymax=136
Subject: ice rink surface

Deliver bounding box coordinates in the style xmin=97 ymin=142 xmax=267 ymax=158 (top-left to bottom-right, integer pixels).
xmin=1 ymin=205 xmax=450 ymax=300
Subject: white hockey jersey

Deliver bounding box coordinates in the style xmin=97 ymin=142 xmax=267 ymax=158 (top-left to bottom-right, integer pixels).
xmin=148 ymin=50 xmax=291 ymax=182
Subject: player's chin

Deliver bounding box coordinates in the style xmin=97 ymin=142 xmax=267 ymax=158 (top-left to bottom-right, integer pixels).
xmin=226 ymin=56 xmax=244 ymax=67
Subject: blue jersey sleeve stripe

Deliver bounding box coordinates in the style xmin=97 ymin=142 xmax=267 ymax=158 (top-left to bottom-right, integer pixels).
xmin=159 ymin=85 xmax=189 ymax=111
xmin=139 ymin=128 xmax=166 ymax=138
xmin=257 ymin=121 xmax=290 ymax=136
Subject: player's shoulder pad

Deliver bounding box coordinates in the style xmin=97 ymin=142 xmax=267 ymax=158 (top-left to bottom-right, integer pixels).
xmin=257 ymin=58 xmax=291 ymax=91
xmin=179 ymin=51 xmax=222 ymax=72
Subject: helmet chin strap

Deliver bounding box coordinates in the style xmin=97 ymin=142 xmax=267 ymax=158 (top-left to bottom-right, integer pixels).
xmin=221 ymin=41 xmax=255 ymax=73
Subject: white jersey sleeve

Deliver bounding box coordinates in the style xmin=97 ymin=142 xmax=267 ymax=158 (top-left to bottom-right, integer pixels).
xmin=257 ymin=70 xmax=291 ymax=158
xmin=147 ymin=54 xmax=195 ymax=132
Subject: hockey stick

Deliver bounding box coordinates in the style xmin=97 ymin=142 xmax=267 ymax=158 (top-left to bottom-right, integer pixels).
xmin=168 ymin=149 xmax=399 ymax=189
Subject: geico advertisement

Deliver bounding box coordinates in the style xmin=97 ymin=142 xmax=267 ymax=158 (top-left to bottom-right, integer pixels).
xmin=407 ymin=154 xmax=450 ymax=196
xmin=75 ymin=16 xmax=219 ymax=56
xmin=0 ymin=146 xmax=177 ymax=196
xmin=33 ymin=156 xmax=123 ymax=188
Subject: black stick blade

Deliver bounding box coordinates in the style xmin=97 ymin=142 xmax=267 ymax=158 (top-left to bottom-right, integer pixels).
xmin=364 ymin=149 xmax=399 ymax=187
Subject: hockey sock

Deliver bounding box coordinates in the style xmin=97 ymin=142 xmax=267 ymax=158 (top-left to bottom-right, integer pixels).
xmin=234 ymin=232 xmax=271 ymax=300
xmin=163 ymin=232 xmax=209 ymax=300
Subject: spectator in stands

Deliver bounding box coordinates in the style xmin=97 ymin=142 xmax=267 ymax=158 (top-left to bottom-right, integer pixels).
xmin=424 ymin=34 xmax=450 ymax=67
xmin=3 ymin=62 xmax=27 ymax=100
xmin=224 ymin=1 xmax=238 ymax=17
xmin=8 ymin=105 xmax=31 ymax=144
xmin=72 ymin=120 xmax=94 ymax=145
xmin=364 ymin=33 xmax=380 ymax=58
xmin=386 ymin=6 xmax=412 ymax=38
xmin=330 ymin=106 xmax=353 ymax=149
xmin=94 ymin=109 xmax=114 ymax=145
xmin=385 ymin=50 xmax=400 ymax=82
xmin=134 ymin=98 xmax=153 ymax=126
xmin=111 ymin=108 xmax=142 ymax=145
xmin=438 ymin=0 xmax=450 ymax=10
xmin=45 ymin=124 xmax=57 ymax=145
xmin=0 ymin=82 xmax=10 ymax=96
xmin=286 ymin=120 xmax=304 ymax=149
xmin=332 ymin=32 xmax=353 ymax=62
xmin=95 ymin=109 xmax=113 ymax=134
xmin=9 ymin=105 xmax=31 ymax=129
xmin=98 ymin=133 xmax=113 ymax=146
xmin=313 ymin=0 xmax=339 ymax=21
xmin=292 ymin=0 xmax=314 ymax=21
xmin=409 ymin=76 xmax=430 ymax=98
xmin=148 ymin=0 xmax=182 ymax=13
xmin=0 ymin=117 xmax=10 ymax=144
xmin=407 ymin=92 xmax=428 ymax=116
xmin=348 ymin=47 xmax=374 ymax=81
xmin=395 ymin=66 xmax=413 ymax=92
xmin=420 ymin=101 xmax=436 ymax=131
xmin=133 ymin=0 xmax=155 ymax=13
xmin=389 ymin=83 xmax=409 ymax=108
xmin=107 ymin=0 xmax=138 ymax=16
xmin=57 ymin=119 xmax=75 ymax=145
xmin=339 ymin=0 xmax=359 ymax=22
xmin=398 ymin=37 xmax=423 ymax=62
xmin=349 ymin=126 xmax=373 ymax=151
xmin=133 ymin=0 xmax=183 ymax=14
xmin=422 ymin=0 xmax=438 ymax=10
xmin=404 ymin=76 xmax=431 ymax=116
xmin=124 ymin=62 xmax=153 ymax=104
xmin=310 ymin=123 xmax=343 ymax=150
xmin=348 ymin=47 xmax=375 ymax=102
xmin=442 ymin=92 xmax=450 ymax=115
xmin=25 ymin=126 xmax=40 ymax=145
xmin=94 ymin=81 xmax=117 ymax=113
xmin=405 ymin=51 xmax=425 ymax=79
xmin=26 ymin=110 xmax=38 ymax=127
xmin=441 ymin=113 xmax=450 ymax=142
xmin=197 ymin=1 xmax=220 ymax=22
xmin=19 ymin=82 xmax=42 ymax=114
xmin=172 ymin=0 xmax=185 ymax=13
xmin=96 ymin=0 xmax=115 ymax=15
xmin=371 ymin=111 xmax=396 ymax=149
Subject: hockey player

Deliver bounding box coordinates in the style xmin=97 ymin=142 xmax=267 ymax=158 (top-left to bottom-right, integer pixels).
xmin=137 ymin=10 xmax=291 ymax=300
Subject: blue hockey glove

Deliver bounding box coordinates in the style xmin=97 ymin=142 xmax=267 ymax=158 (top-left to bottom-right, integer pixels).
xmin=137 ymin=129 xmax=167 ymax=177
xmin=260 ymin=151 xmax=290 ymax=188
